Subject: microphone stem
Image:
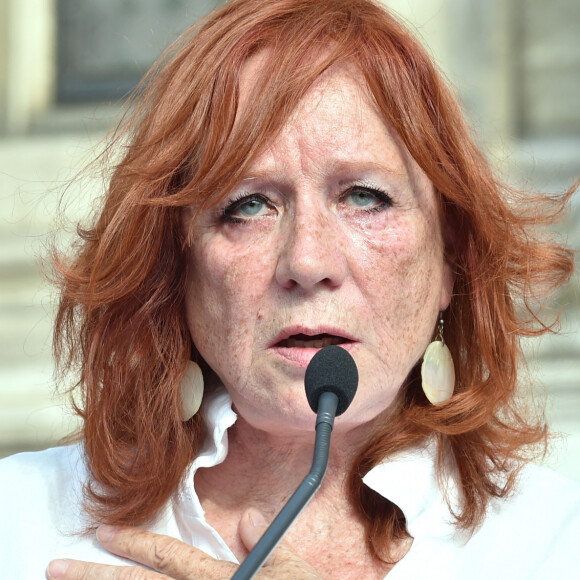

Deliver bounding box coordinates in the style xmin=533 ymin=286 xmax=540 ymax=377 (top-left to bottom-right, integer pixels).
xmin=231 ymin=391 xmax=338 ymax=580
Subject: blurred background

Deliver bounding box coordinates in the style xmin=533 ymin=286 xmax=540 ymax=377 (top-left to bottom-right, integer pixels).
xmin=1 ymin=0 xmax=579 ymax=478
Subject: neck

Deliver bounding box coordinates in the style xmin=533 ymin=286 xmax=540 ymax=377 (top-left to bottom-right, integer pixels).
xmin=193 ymin=405 xmax=407 ymax=577
xmin=195 ymin=408 xmax=385 ymax=521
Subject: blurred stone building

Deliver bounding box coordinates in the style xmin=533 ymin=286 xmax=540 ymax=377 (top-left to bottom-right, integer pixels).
xmin=1 ymin=0 xmax=579 ymax=477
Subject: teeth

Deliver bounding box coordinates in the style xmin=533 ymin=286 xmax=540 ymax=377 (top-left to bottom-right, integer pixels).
xmin=284 ymin=336 xmax=345 ymax=348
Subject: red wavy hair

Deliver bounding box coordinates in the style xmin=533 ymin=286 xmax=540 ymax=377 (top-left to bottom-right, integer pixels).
xmin=53 ymin=0 xmax=575 ymax=559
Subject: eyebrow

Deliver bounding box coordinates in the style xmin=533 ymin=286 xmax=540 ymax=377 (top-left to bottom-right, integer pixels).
xmin=239 ymin=159 xmax=409 ymax=184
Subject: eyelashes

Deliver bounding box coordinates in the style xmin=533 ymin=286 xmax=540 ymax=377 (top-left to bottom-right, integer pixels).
xmin=339 ymin=185 xmax=393 ymax=212
xmin=220 ymin=184 xmax=393 ymax=224
xmin=221 ymin=193 xmax=275 ymax=224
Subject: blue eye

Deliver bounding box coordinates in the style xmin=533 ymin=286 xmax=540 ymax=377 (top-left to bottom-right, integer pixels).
xmin=343 ymin=186 xmax=392 ymax=212
xmin=221 ymin=194 xmax=274 ymax=223
xmin=350 ymin=190 xmax=377 ymax=207
xmin=238 ymin=199 xmax=266 ymax=216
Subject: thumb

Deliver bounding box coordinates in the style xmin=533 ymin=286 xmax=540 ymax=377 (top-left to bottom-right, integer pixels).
xmin=238 ymin=508 xmax=304 ymax=566
xmin=238 ymin=507 xmax=269 ymax=551
xmin=238 ymin=509 xmax=322 ymax=578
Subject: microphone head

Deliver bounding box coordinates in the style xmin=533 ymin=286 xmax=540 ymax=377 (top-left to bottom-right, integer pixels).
xmin=304 ymin=345 xmax=358 ymax=416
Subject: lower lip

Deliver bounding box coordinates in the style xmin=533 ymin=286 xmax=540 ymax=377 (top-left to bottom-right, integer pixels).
xmin=270 ymin=343 xmax=356 ymax=367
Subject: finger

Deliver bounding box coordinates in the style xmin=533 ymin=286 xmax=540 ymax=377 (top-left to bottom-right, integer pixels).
xmin=238 ymin=508 xmax=269 ymax=551
xmin=96 ymin=526 xmax=238 ymax=579
xmin=238 ymin=509 xmax=322 ymax=580
xmin=238 ymin=508 xmax=301 ymax=564
xmin=238 ymin=508 xmax=301 ymax=563
xmin=46 ymin=558 xmax=167 ymax=580
xmin=260 ymin=543 xmax=322 ymax=580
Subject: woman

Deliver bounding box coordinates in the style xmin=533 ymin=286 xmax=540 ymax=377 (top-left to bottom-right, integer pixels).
xmin=0 ymin=0 xmax=578 ymax=578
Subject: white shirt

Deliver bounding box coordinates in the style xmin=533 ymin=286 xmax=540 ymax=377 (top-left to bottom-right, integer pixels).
xmin=1 ymin=387 xmax=579 ymax=579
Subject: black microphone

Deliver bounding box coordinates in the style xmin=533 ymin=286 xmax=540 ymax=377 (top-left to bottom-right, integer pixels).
xmin=231 ymin=345 xmax=358 ymax=580
xmin=304 ymin=344 xmax=359 ymax=416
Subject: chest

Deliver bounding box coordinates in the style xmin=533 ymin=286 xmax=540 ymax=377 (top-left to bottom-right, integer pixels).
xmin=201 ymin=502 xmax=397 ymax=579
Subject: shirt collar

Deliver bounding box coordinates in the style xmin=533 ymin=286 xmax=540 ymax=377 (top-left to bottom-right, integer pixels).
xmin=363 ymin=441 xmax=461 ymax=539
xmin=197 ymin=386 xmax=238 ymax=468
xmin=173 ymin=387 xmax=238 ymax=521
xmin=165 ymin=387 xmax=239 ymax=561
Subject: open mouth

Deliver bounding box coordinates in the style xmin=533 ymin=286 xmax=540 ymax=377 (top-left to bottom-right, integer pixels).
xmin=276 ymin=333 xmax=351 ymax=349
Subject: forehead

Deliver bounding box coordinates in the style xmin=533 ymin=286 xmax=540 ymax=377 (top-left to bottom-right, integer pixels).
xmin=239 ymin=51 xmax=371 ymax=119
xmin=238 ymin=55 xmax=425 ymax=187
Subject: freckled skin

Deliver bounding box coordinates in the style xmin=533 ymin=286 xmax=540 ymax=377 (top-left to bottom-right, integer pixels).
xmin=184 ymin=63 xmax=454 ymax=438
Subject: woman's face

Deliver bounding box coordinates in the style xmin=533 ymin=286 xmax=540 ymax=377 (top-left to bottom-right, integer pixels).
xmin=184 ymin=63 xmax=454 ymax=435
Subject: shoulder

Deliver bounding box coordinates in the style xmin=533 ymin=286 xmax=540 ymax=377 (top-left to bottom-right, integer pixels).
xmin=0 ymin=445 xmax=129 ymax=577
xmin=0 ymin=444 xmax=88 ymax=513
xmin=497 ymin=462 xmax=580 ymax=525
xmin=433 ymin=463 xmax=580 ymax=578
xmin=0 ymin=443 xmax=86 ymax=479
xmin=0 ymin=443 xmax=89 ymax=541
xmin=464 ymin=463 xmax=580 ymax=577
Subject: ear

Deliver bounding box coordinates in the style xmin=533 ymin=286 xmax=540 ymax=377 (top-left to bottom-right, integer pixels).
xmin=439 ymin=259 xmax=455 ymax=311
xmin=438 ymin=201 xmax=456 ymax=311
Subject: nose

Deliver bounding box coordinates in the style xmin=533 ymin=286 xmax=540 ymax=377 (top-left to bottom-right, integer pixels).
xmin=275 ymin=205 xmax=348 ymax=291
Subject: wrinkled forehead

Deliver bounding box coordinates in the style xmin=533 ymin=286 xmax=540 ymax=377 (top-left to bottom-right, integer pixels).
xmin=238 ymin=49 xmax=375 ymax=121
xmin=237 ymin=50 xmax=431 ymax=195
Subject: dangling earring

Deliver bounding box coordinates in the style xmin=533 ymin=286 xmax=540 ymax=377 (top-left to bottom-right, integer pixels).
xmin=421 ymin=312 xmax=455 ymax=404
xmin=179 ymin=361 xmax=204 ymax=421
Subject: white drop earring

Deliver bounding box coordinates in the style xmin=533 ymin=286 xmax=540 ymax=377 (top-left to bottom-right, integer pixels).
xmin=179 ymin=361 xmax=204 ymax=421
xmin=421 ymin=313 xmax=455 ymax=405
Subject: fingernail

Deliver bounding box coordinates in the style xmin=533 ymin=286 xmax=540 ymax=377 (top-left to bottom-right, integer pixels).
xmin=96 ymin=524 xmax=117 ymax=543
xmin=47 ymin=559 xmax=69 ymax=578
xmin=249 ymin=510 xmax=267 ymax=527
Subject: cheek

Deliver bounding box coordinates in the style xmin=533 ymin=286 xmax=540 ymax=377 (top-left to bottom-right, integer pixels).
xmin=360 ymin=214 xmax=445 ymax=340
xmin=363 ymin=213 xmax=443 ymax=282
xmin=184 ymin=237 xmax=274 ymax=364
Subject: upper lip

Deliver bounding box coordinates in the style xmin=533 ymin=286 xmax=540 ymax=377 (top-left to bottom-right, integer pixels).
xmin=270 ymin=325 xmax=357 ymax=347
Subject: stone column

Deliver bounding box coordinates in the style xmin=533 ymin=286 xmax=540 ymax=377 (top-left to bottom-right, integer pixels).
xmin=0 ymin=0 xmax=56 ymax=134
